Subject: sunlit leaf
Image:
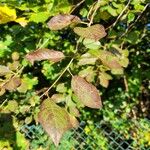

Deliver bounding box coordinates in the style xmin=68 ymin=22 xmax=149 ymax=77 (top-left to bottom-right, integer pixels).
xmin=7 ymin=100 xmax=18 ymax=112
xmin=29 ymin=12 xmax=50 ymax=23
xmin=51 ymin=94 xmax=65 ymax=103
xmin=78 ymin=53 xmax=97 ymax=66
xmin=69 ymin=106 xmax=80 ymax=117
xmin=4 ymin=77 xmax=21 ymax=91
xmin=0 ymin=88 xmax=5 ymax=96
xmin=78 ymin=66 xmax=96 ymax=82
xmin=99 ymin=72 xmax=112 ymax=88
xmin=0 ymin=5 xmax=28 ymax=27
xmin=0 ymin=5 xmax=16 ymax=24
xmin=71 ymin=76 xmax=102 ymax=108
xmin=15 ymin=17 xmax=28 ymax=27
xmin=47 ymin=14 xmax=81 ymax=30
xmin=25 ymin=48 xmax=65 ymax=64
xmin=74 ymin=24 xmax=107 ymax=41
xmin=83 ymin=38 xmax=101 ymax=49
xmin=38 ymin=99 xmax=78 ymax=146
xmin=111 ymin=68 xmax=124 ymax=75
xmin=98 ymin=51 xmax=122 ymax=69
xmin=69 ymin=115 xmax=79 ymax=128
xmin=0 ymin=65 xmax=11 ymax=76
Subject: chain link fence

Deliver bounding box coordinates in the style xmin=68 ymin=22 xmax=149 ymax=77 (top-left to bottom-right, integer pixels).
xmin=20 ymin=119 xmax=150 ymax=150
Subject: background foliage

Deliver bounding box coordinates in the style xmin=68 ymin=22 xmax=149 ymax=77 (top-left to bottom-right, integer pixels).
xmin=0 ymin=0 xmax=150 ymax=149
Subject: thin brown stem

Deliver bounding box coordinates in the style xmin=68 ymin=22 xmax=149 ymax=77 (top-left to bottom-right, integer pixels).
xmin=88 ymin=0 xmax=101 ymax=26
xmin=39 ymin=40 xmax=80 ymax=99
xmin=120 ymin=3 xmax=149 ymax=38
xmin=123 ymin=75 xmax=129 ymax=92
xmin=106 ymin=0 xmax=131 ymax=30
xmin=70 ymin=0 xmax=85 ymax=14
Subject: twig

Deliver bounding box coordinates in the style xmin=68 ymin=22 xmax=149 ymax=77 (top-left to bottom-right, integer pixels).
xmin=120 ymin=3 xmax=149 ymax=38
xmin=0 ymin=99 xmax=8 ymax=109
xmin=67 ymin=68 xmax=73 ymax=77
xmin=88 ymin=0 xmax=101 ymax=26
xmin=39 ymin=58 xmax=74 ymax=98
xmin=39 ymin=40 xmax=80 ymax=99
xmin=38 ymin=37 xmax=51 ymax=49
xmin=70 ymin=0 xmax=85 ymax=14
xmin=0 ymin=66 xmax=24 ymax=88
xmin=123 ymin=75 xmax=129 ymax=92
xmin=106 ymin=0 xmax=131 ymax=30
xmin=87 ymin=2 xmax=96 ymax=21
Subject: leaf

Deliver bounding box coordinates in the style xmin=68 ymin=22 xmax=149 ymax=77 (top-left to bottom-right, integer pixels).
xmin=0 ymin=65 xmax=11 ymax=76
xmin=69 ymin=106 xmax=80 ymax=117
xmin=127 ymin=12 xmax=135 ymax=23
xmin=15 ymin=17 xmax=28 ymax=27
xmin=69 ymin=115 xmax=79 ymax=128
xmin=99 ymin=72 xmax=112 ymax=88
xmin=111 ymin=68 xmax=124 ymax=75
xmin=51 ymin=94 xmax=65 ymax=103
xmin=0 ymin=5 xmax=16 ymax=24
xmin=74 ymin=24 xmax=107 ymax=41
xmin=47 ymin=14 xmax=81 ymax=30
xmin=71 ymin=76 xmax=102 ymax=109
xmin=83 ymin=38 xmax=101 ymax=49
xmin=38 ymin=99 xmax=78 ymax=146
xmin=29 ymin=12 xmax=50 ymax=23
xmin=98 ymin=51 xmax=122 ymax=69
xmin=0 ymin=5 xmax=28 ymax=27
xmin=4 ymin=77 xmax=21 ymax=91
xmin=78 ymin=66 xmax=96 ymax=82
xmin=106 ymin=6 xmax=118 ymax=17
xmin=78 ymin=53 xmax=97 ymax=66
xmin=7 ymin=100 xmax=18 ymax=112
xmin=25 ymin=48 xmax=65 ymax=64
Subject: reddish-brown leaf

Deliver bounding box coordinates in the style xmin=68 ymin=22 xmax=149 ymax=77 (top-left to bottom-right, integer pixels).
xmin=38 ymin=99 xmax=78 ymax=146
xmin=47 ymin=14 xmax=81 ymax=30
xmin=74 ymin=24 xmax=107 ymax=41
xmin=0 ymin=65 xmax=11 ymax=76
xmin=71 ymin=76 xmax=102 ymax=109
xmin=4 ymin=77 xmax=21 ymax=91
xmin=99 ymin=51 xmax=122 ymax=69
xmin=25 ymin=48 xmax=65 ymax=64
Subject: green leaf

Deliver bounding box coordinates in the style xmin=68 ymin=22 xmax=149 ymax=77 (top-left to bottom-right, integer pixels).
xmin=83 ymin=38 xmax=101 ymax=49
xmin=78 ymin=53 xmax=97 ymax=66
xmin=17 ymin=75 xmax=38 ymax=93
xmin=38 ymin=99 xmax=78 ymax=146
xmin=99 ymin=72 xmax=112 ymax=88
xmin=29 ymin=12 xmax=50 ymax=23
xmin=51 ymin=94 xmax=65 ymax=103
xmin=119 ymin=57 xmax=129 ymax=68
xmin=78 ymin=66 xmax=96 ymax=82
xmin=106 ymin=6 xmax=118 ymax=17
xmin=126 ymin=31 xmax=140 ymax=44
xmin=71 ymin=76 xmax=102 ymax=109
xmin=111 ymin=68 xmax=124 ymax=75
xmin=128 ymin=12 xmax=135 ymax=23
xmin=56 ymin=83 xmax=67 ymax=93
xmin=74 ymin=24 xmax=107 ymax=41
xmin=7 ymin=100 xmax=18 ymax=112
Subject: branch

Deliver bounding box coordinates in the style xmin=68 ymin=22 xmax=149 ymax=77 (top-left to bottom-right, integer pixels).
xmin=39 ymin=40 xmax=80 ymax=99
xmin=70 ymin=0 xmax=85 ymax=14
xmin=106 ymin=0 xmax=131 ymax=30
xmin=120 ymin=3 xmax=149 ymax=38
xmin=88 ymin=0 xmax=101 ymax=26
